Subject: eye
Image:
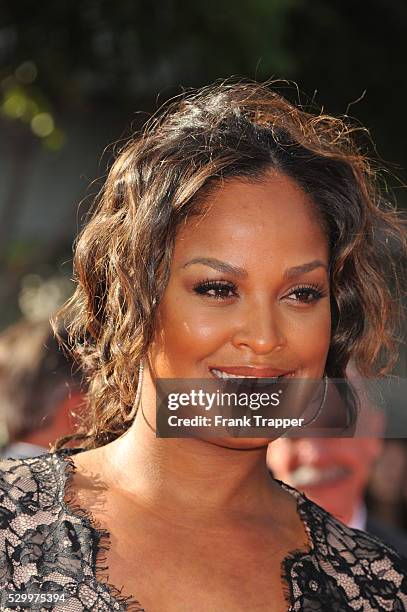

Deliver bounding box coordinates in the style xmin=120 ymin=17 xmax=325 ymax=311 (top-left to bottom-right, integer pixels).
xmin=284 ymin=284 xmax=326 ymax=304
xmin=193 ymin=279 xmax=238 ymax=300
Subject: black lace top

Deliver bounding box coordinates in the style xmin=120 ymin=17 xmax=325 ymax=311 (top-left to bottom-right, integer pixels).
xmin=0 ymin=448 xmax=406 ymax=611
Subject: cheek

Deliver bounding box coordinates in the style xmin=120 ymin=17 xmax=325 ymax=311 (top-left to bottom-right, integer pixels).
xmin=284 ymin=306 xmax=331 ymax=364
xmin=344 ymin=440 xmax=381 ymax=474
xmin=328 ymin=442 xmax=375 ymax=489
xmin=267 ymin=440 xmax=296 ymax=475
xmin=150 ymin=290 xmax=233 ymax=370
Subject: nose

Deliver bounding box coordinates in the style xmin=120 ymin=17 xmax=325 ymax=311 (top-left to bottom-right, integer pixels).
xmin=231 ymin=299 xmax=287 ymax=355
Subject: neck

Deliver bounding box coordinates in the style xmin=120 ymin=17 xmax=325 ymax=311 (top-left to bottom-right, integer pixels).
xmin=102 ymin=370 xmax=279 ymax=520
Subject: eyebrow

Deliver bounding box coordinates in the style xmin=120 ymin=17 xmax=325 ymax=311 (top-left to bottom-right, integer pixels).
xmin=182 ymin=257 xmax=248 ymax=279
xmin=284 ymin=260 xmax=327 ymax=279
xmin=182 ymin=257 xmax=327 ymax=279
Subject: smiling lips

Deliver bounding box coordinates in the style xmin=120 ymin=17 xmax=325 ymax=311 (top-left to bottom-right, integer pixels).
xmin=210 ymin=366 xmax=296 ymax=379
xmin=289 ymin=465 xmax=351 ymax=488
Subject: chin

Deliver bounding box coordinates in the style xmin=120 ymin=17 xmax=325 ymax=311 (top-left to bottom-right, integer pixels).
xmin=206 ymin=436 xmax=275 ymax=450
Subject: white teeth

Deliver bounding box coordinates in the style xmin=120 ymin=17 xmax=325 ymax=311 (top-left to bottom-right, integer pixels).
xmin=290 ymin=466 xmax=349 ymax=487
xmin=210 ymin=368 xmax=281 ymax=379
xmin=211 ymin=369 xmax=257 ymax=379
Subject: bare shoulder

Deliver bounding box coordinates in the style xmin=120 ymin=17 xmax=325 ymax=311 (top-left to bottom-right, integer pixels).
xmin=65 ymin=446 xmax=113 ymax=515
xmin=69 ymin=446 xmax=108 ymax=482
xmin=63 ymin=443 xmax=135 ymax=534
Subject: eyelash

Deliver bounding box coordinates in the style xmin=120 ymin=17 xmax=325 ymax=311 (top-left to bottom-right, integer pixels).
xmin=286 ymin=284 xmax=326 ymax=303
xmin=193 ymin=280 xmax=326 ymax=303
xmin=193 ymin=279 xmax=238 ymax=300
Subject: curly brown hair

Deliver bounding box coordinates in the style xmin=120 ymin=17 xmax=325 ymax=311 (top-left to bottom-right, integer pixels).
xmin=53 ymin=80 xmax=406 ymax=450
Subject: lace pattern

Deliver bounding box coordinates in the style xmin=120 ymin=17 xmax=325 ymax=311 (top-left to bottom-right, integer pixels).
xmin=0 ymin=449 xmax=144 ymax=611
xmin=283 ymin=485 xmax=407 ymax=610
xmin=0 ymin=448 xmax=406 ymax=611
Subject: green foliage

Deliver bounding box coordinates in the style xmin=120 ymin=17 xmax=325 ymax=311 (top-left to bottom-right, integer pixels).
xmin=1 ymin=0 xmax=295 ymax=107
xmin=2 ymin=0 xmax=406 ymax=172
xmin=1 ymin=73 xmax=65 ymax=150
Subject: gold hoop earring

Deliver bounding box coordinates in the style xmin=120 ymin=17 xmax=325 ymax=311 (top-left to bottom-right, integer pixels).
xmin=124 ymin=360 xmax=144 ymax=422
xmin=301 ymin=374 xmax=328 ymax=427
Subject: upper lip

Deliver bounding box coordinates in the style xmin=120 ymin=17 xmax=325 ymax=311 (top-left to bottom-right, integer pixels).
xmin=209 ymin=365 xmax=295 ymax=377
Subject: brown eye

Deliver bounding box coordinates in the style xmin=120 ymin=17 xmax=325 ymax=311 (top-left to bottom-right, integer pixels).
xmin=193 ymin=280 xmax=238 ymax=300
xmin=284 ymin=285 xmax=325 ymax=303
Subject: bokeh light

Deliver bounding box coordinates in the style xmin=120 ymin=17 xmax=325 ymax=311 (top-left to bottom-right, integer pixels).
xmin=30 ymin=112 xmax=54 ymax=137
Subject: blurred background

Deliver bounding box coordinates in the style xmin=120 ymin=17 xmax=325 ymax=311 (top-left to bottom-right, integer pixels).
xmin=2 ymin=1 xmax=407 ymax=327
xmin=0 ymin=1 xmax=406 ymax=542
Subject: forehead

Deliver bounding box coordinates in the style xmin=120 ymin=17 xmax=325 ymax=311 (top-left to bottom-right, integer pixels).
xmin=174 ymin=171 xmax=329 ymax=267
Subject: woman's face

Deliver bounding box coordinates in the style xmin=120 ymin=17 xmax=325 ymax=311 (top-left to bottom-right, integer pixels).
xmin=149 ymin=170 xmax=331 ymax=446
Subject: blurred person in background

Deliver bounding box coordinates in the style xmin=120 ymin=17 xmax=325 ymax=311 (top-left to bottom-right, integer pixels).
xmin=0 ymin=318 xmax=85 ymax=458
xmin=367 ymin=439 xmax=407 ymax=532
xmin=267 ymin=369 xmax=407 ymax=556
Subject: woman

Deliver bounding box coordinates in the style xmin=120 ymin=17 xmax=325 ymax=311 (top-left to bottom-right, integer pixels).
xmin=0 ymin=82 xmax=406 ymax=611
